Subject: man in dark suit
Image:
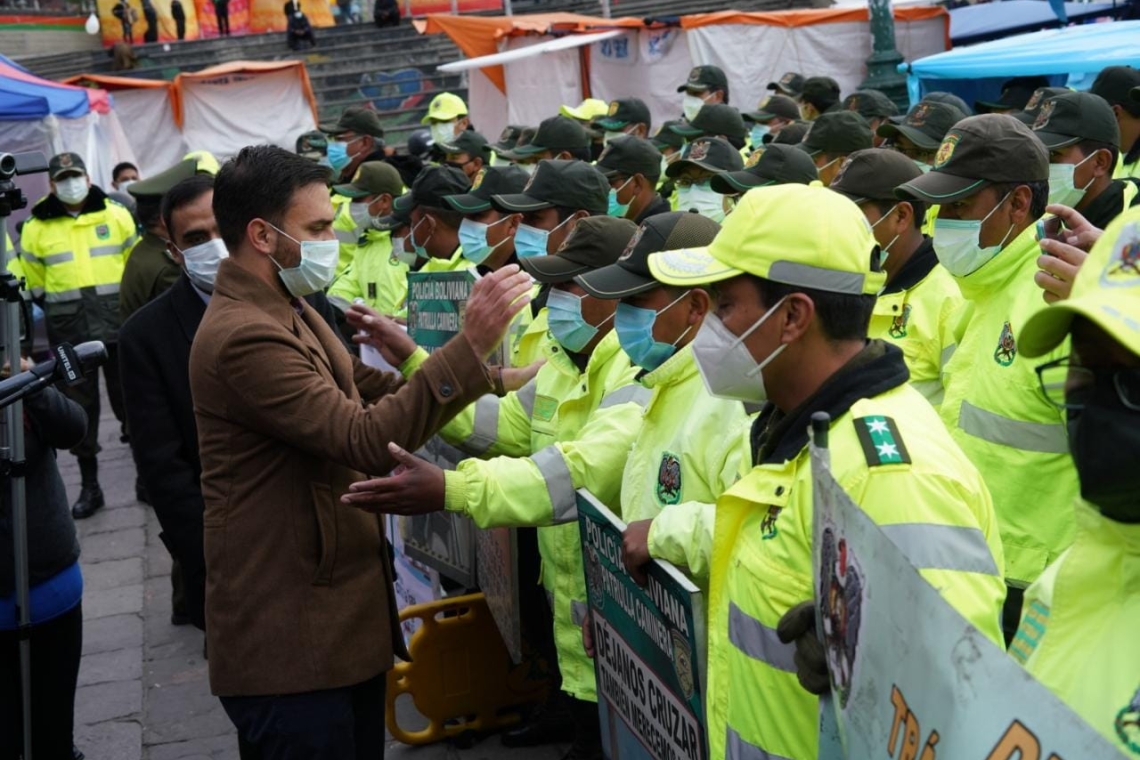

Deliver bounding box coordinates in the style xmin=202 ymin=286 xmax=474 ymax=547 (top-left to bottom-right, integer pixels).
xmin=119 ymin=174 xmax=349 ymax=633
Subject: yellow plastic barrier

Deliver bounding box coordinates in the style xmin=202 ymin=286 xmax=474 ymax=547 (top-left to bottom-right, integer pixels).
xmin=385 ymin=593 xmax=551 ymax=745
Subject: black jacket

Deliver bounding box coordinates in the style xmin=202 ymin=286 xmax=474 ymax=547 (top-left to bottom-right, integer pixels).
xmin=0 ymin=387 xmax=86 ymax=594
xmin=119 ymin=274 xmax=345 ymax=629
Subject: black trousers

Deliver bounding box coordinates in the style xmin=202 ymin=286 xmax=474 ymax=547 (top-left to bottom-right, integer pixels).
xmin=0 ymin=602 xmax=83 ymax=760
xmin=63 ymin=343 xmax=125 ymax=461
xmin=221 ymin=672 xmax=386 ymax=760
xmin=214 ymin=2 xmax=230 ymax=35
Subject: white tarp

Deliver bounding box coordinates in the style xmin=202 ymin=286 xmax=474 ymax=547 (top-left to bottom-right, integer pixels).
xmin=589 ymin=28 xmax=693 ymax=132
xmin=179 ymin=67 xmax=316 ymax=159
xmin=108 ymin=88 xmax=187 ymax=176
xmin=469 ymin=68 xmax=510 ymax=146
xmin=503 ymin=35 xmax=584 ymax=129
xmin=686 ymin=18 xmax=947 ymax=113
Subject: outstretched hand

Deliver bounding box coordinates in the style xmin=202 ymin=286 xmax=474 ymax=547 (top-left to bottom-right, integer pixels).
xmin=462 ymin=265 xmax=533 ymax=359
xmin=346 ymin=304 xmax=418 ymax=365
xmin=340 ymin=442 xmax=446 ymax=515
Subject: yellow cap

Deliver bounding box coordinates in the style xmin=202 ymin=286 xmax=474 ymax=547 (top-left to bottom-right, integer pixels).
xmin=648 ymin=185 xmax=884 ymax=296
xmin=1020 ymin=206 xmax=1140 ymax=358
xmin=559 ymin=98 xmax=608 ymax=122
xmin=183 ymin=150 xmax=219 ymax=175
xmin=421 ymin=92 xmax=468 ymax=124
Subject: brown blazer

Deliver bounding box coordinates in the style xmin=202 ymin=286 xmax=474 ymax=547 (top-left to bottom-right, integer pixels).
xmin=190 ymin=258 xmax=491 ymax=696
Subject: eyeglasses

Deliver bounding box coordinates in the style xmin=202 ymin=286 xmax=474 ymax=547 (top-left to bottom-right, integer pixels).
xmin=1035 ymin=355 xmax=1140 ymax=411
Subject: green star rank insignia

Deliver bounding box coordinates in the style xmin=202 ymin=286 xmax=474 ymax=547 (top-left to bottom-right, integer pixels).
xmin=855 ymin=415 xmax=911 ymax=467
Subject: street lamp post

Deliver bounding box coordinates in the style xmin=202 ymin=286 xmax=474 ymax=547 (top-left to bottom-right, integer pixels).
xmin=860 ymin=0 xmax=910 ymax=112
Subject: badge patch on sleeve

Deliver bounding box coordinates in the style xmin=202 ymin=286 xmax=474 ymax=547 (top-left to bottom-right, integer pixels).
xmin=855 ymin=416 xmax=911 ymax=466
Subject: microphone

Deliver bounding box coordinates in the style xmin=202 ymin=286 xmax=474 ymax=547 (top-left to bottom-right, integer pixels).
xmin=0 ymin=341 xmax=107 ymax=410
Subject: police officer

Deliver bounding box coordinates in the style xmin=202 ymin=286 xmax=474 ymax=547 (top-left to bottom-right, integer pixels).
xmin=670 ymin=104 xmax=748 ymax=152
xmin=796 ymin=110 xmax=873 ymax=186
xmin=318 ymin=106 xmax=387 ymax=186
xmin=743 ymin=94 xmax=800 ymax=154
xmin=593 ymin=98 xmax=652 ymax=142
xmin=596 ymin=136 xmax=670 ymax=223
xmin=666 ymin=137 xmax=744 ymax=222
xmin=399 ymin=165 xmax=473 ymax=273
xmin=422 ymin=92 xmax=470 ymax=147
xmin=20 ymin=152 xmax=138 ymax=519
xmin=895 ymin=115 xmax=1076 ymax=639
xmin=877 ymin=99 xmax=969 ymax=173
xmin=710 ymin=142 xmax=818 ymax=197
xmin=1011 ymin=207 xmax=1140 ymax=756
xmin=444 ymin=164 xmax=529 ymax=271
xmin=843 ymin=88 xmax=899 ymax=146
xmin=345 ymin=216 xmax=649 ymax=760
xmin=797 ymin=76 xmax=841 ymax=121
xmin=1090 ymin=66 xmax=1140 ymax=180
xmin=830 ymin=148 xmax=963 ymax=405
xmin=647 ymin=185 xmax=1005 ymax=760
xmin=490 ymin=159 xmax=609 ymax=257
xmin=504 ymin=116 xmax=593 ymax=169
xmin=679 ymin=65 xmax=730 ymax=122
xmin=766 ymin=71 xmax=805 ymax=99
xmin=574 ymin=212 xmax=747 ymax=586
xmin=439 ymin=131 xmax=490 ymax=184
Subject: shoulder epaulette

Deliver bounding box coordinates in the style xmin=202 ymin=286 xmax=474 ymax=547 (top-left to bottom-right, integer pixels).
xmin=854 ymin=415 xmax=911 ymax=467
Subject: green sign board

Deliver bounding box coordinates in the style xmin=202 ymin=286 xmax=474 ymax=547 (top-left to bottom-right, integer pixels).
xmin=578 ymin=490 xmax=708 ymax=760
xmin=407 ymin=270 xmax=475 ymax=352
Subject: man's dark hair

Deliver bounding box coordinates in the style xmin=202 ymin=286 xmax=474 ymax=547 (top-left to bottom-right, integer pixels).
xmin=873 ymin=199 xmax=928 ymax=231
xmin=565 ymin=145 xmax=592 ymax=163
xmin=135 ymin=196 xmax=162 ymax=232
xmin=752 ymin=277 xmax=876 ymax=343
xmin=1076 ymin=139 xmax=1120 ymax=173
xmin=213 ymin=145 xmax=331 ymax=250
xmin=112 ymin=161 xmax=138 ymax=181
xmin=715 ymin=87 xmax=730 ymax=106
xmin=993 ymin=180 xmax=1049 ymax=221
xmin=420 ymin=205 xmax=462 ymax=230
xmin=162 ymin=173 xmax=215 ymax=239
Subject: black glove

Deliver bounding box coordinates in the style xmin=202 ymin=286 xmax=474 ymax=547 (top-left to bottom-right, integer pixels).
xmin=776 ymin=600 xmax=830 ymax=696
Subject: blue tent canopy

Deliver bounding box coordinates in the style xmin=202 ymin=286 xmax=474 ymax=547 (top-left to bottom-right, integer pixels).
xmin=904 ymin=20 xmax=1140 ymax=109
xmin=0 ymin=53 xmax=91 ymax=121
xmin=950 ymin=1 xmax=1117 ymax=43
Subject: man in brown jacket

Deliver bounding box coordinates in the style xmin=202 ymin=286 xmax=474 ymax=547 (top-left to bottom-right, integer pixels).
xmin=188 ymin=145 xmax=531 ymax=759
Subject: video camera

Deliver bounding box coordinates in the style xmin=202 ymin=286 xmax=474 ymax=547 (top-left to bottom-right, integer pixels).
xmin=0 ymin=151 xmax=49 ymax=217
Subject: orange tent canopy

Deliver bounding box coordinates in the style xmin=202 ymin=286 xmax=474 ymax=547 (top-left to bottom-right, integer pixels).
xmin=171 ymin=60 xmax=319 ymax=126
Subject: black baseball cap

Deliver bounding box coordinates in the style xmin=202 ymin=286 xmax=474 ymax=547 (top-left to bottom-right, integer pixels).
xmin=798 ymin=111 xmax=873 ymax=157
xmin=769 ymin=121 xmax=810 ymax=146
xmin=711 ymin=144 xmax=818 ymax=194
xmin=332 ymin=161 xmax=403 ymax=199
xmin=1014 ymin=87 xmax=1070 ymax=125
xmin=975 ymin=76 xmax=1050 ymax=113
xmin=492 ymin=125 xmax=527 ymax=154
xmin=520 ymin=216 xmax=638 ymax=283
xmin=371 ymin=192 xmax=414 ymax=231
xmin=877 ymin=101 xmax=968 ymax=151
xmin=746 ymin=94 xmax=799 ymax=123
xmin=410 ymin=165 xmax=471 ymax=208
xmin=651 ymin=121 xmax=686 ymax=151
xmin=509 ymin=115 xmax=590 ymax=157
xmin=127 ymin=159 xmax=196 ymax=198
xmin=443 ymin=165 xmax=529 ymax=214
xmin=895 ymin=114 xmax=1049 ymax=204
xmin=844 ymin=89 xmax=899 ymax=120
xmin=800 ymin=77 xmax=841 ymax=111
xmin=491 ymin=159 xmax=608 ymax=216
xmin=829 ymin=148 xmax=922 ymax=205
xmin=666 ymin=137 xmax=744 ymax=178
xmin=296 ymin=130 xmax=328 ymax=160
xmin=319 ymin=106 xmax=385 ymax=139
xmin=678 ymin=65 xmax=729 ymax=95
xmin=49 ymin=152 xmax=86 ymax=180
xmin=439 ymin=130 xmax=490 ymax=159
xmin=767 ymin=72 xmax=805 ymax=97
xmin=596 ymin=136 xmax=662 ymax=182
xmin=1030 ymin=91 xmax=1120 ymax=150
xmin=670 ymin=104 xmax=746 ymax=141
xmin=576 ymin=212 xmax=721 ymax=298
xmin=1091 ymin=66 xmax=1140 ymax=117
xmin=595 ymin=98 xmax=652 ymax=132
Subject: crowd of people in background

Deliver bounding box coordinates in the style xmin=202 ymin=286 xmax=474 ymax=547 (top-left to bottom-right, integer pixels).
xmin=3 ymin=56 xmax=1140 ymax=760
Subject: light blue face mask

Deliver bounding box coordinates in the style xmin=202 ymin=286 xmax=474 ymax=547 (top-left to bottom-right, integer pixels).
xmin=515 ymin=215 xmax=572 ymax=259
xmin=326 ymin=141 xmax=351 ymax=173
xmin=547 ymin=288 xmax=613 ymax=353
xmin=607 ymin=177 xmax=633 ymax=218
xmin=614 ymin=290 xmax=692 ymax=371
xmin=409 ymin=216 xmax=433 ymax=259
xmin=458 ymin=216 xmax=511 ymax=265
xmin=749 ymin=124 xmax=770 ymax=149
xmin=267 ymin=223 xmax=340 ymax=297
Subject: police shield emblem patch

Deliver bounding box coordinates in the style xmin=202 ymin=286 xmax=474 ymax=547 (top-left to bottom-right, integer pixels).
xmin=95 ymin=224 xmax=110 ymax=240
xmin=888 ymin=303 xmax=912 ymax=339
xmin=656 ymin=452 xmax=682 ymax=505
xmin=671 ymin=628 xmax=695 ymax=700
xmin=1032 ymin=99 xmax=1056 ymax=131
xmin=687 ymin=140 xmax=710 ymax=162
xmin=935 ymin=132 xmax=960 ymax=169
xmin=994 ymin=321 xmax=1017 ymax=366
xmin=819 ymin=526 xmax=864 ymax=709
xmin=760 ymin=506 xmax=782 ymax=540
xmin=1115 ymin=685 xmax=1140 ymax=754
xmin=1101 ymin=222 xmax=1140 ymax=287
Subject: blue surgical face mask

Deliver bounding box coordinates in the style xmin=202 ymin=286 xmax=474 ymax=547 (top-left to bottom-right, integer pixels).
xmin=458 ymin=216 xmax=511 ymax=265
xmin=547 ymin=288 xmax=614 ymax=353
xmin=515 ymin=214 xmax=572 ymax=259
xmin=931 ymin=191 xmax=1013 ymax=277
xmin=607 ymin=177 xmax=633 ymax=218
xmin=409 ymin=215 xmax=433 ymax=259
xmin=615 ymin=290 xmax=692 ymax=371
xmin=326 ymin=141 xmax=351 ymax=173
xmin=267 ymin=222 xmax=340 ymax=297
xmin=175 ymin=237 xmax=229 ymax=293
xmin=749 ymin=124 xmax=770 ymax=149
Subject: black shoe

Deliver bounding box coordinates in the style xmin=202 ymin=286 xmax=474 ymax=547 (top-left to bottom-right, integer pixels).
xmin=71 ymin=483 xmax=105 ymax=520
xmin=560 ymin=697 xmax=602 ymax=760
xmin=171 ymin=612 xmax=191 ymax=626
xmin=502 ymin=698 xmax=574 ymax=747
xmin=136 ymin=477 xmax=151 ymax=505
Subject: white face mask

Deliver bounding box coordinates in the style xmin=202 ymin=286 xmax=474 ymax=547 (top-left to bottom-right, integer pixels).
xmin=430 ymin=120 xmax=458 ymax=146
xmin=1048 ymin=153 xmax=1097 ymax=208
xmin=691 ymin=300 xmax=788 ymax=403
xmin=682 ymin=94 xmax=707 ymax=122
xmin=55 ymin=176 xmax=89 ymax=206
xmin=390 ymin=234 xmax=416 ymax=267
xmin=349 ymin=201 xmax=372 ymax=228
xmin=267 ymin=223 xmax=340 ymax=297
xmin=176 ymin=237 xmax=229 ymax=293
xmin=677 ymin=181 xmax=726 ymax=223
xmin=117 ymin=179 xmax=136 ymax=192
xmin=931 ymin=192 xmax=1014 ymax=278
xmin=871 ymin=204 xmax=899 ymax=266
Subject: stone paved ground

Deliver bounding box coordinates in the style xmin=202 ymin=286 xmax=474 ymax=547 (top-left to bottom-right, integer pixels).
xmin=61 ymin=391 xmax=567 ymax=760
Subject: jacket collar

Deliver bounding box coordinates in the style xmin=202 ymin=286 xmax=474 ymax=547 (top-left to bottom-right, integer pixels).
xmin=882 ymin=236 xmax=938 ymax=296
xmin=213 ymin=256 xmax=298 ymax=332
xmin=548 ymin=328 xmax=622 ymax=380
xmin=952 ymin=223 xmax=1038 ymax=303
xmin=751 ymin=340 xmax=910 ymax=466
xmin=31 ymin=185 xmax=110 ymax=221
xmin=1079 ymin=179 xmax=1134 ymax=231
xmin=169 ymin=273 xmax=207 ymax=344
xmin=640 ymin=343 xmax=698 ymax=390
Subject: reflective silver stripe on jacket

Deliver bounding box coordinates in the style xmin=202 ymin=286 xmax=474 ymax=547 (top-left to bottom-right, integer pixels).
xmin=570 ymin=600 xmax=588 ymax=626
xmin=726 ymin=727 xmax=792 ymax=760
xmin=517 ymin=379 xmax=538 ymax=419
xmin=940 ymin=343 xmax=956 ymax=369
xmin=911 ymin=379 xmax=944 ymax=406
xmin=45 ymin=289 xmax=81 ymax=302
xmin=958 ymin=400 xmax=1067 ymax=454
xmin=122 ymin=233 xmax=139 ymax=249
xmin=29 ymin=287 xmax=45 ymax=299
xmin=335 ymin=229 xmax=358 ymax=244
xmin=599 ymin=384 xmax=651 ymax=410
xmin=881 ymin=523 xmax=1000 ymax=576
xmin=461 ymin=395 xmax=500 ymax=455
xmin=728 ymin=602 xmax=795 ymax=673
xmin=95 ymin=283 xmax=121 ymax=296
xmin=89 ymin=244 xmax=122 ymax=258
xmin=327 ymin=294 xmax=352 ymax=312
xmin=42 ymin=251 xmax=75 ymax=266
xmin=531 ymin=445 xmax=576 ymax=523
